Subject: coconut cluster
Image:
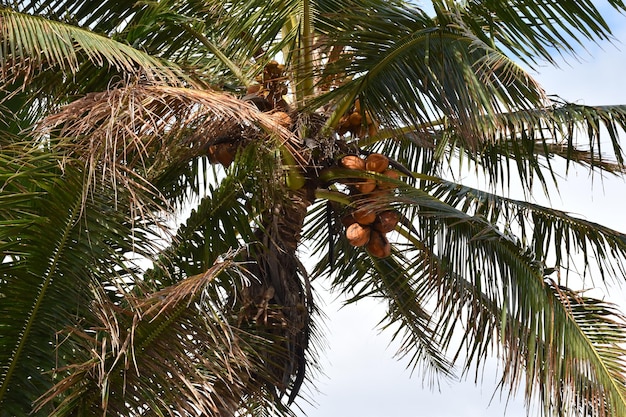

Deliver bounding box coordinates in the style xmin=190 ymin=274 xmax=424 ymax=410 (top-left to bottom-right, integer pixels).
xmin=207 ymin=60 xmax=293 ymax=168
xmin=336 ymin=99 xmax=378 ymax=138
xmin=338 ymin=153 xmax=401 ymax=258
xmin=248 ymin=60 xmax=290 ymax=113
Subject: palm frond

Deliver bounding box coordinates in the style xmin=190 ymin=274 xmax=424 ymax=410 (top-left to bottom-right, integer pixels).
xmin=16 ymin=0 xmax=139 ymax=34
xmin=146 ymin=147 xmax=278 ymax=284
xmin=313 ymin=0 xmax=626 ymax=156
xmin=307 ymin=164 xmax=626 ymax=415
xmin=199 ymin=0 xmax=300 ymax=63
xmin=456 ymin=0 xmax=625 ymax=66
xmin=305 ymin=199 xmax=453 ymax=381
xmin=0 ymin=145 xmax=161 ymax=415
xmin=106 ymin=1 xmax=256 ymax=88
xmin=467 ymin=103 xmax=626 ymax=190
xmin=523 ymin=281 xmax=626 ymax=417
xmin=388 ymin=180 xmax=626 ymax=416
xmin=0 ymin=7 xmax=189 ymax=89
xmin=36 ymin=253 xmax=298 ymax=417
xmin=144 ymin=142 xmax=323 ymax=408
xmin=423 ymin=233 xmax=626 ymax=417
xmin=125 ymin=0 xmax=304 ymax=91
xmin=365 ymin=102 xmax=626 ymax=203
xmin=37 ymin=83 xmax=297 ymax=210
xmin=313 ymin=3 xmax=548 ymax=150
xmin=15 ymin=0 xmax=263 ymax=88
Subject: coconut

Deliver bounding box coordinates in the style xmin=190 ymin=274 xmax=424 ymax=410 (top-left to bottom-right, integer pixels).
xmin=346 ymin=223 xmax=371 ymax=247
xmin=366 ymin=230 xmax=392 ymax=258
xmin=354 ymin=178 xmax=377 ymax=194
xmin=340 ymin=155 xmax=366 ymax=171
xmin=384 ymin=169 xmax=400 ymax=179
xmin=377 ymin=169 xmax=401 ymax=189
xmin=373 ymin=210 xmax=400 ymax=233
xmin=247 ymin=84 xmax=262 ymax=94
xmin=365 ymin=153 xmax=389 ymax=173
xmin=367 ymin=122 xmax=378 ymax=138
xmin=348 ymin=111 xmax=362 ymax=127
xmin=353 ymin=207 xmax=377 ymax=225
xmin=214 ymin=143 xmax=236 ymax=167
xmin=336 ymin=123 xmax=349 ymax=135
xmin=207 ymin=144 xmax=234 ymax=167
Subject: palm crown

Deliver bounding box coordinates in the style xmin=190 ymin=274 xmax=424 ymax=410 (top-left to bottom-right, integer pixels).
xmin=2 ymin=0 xmax=626 ymax=416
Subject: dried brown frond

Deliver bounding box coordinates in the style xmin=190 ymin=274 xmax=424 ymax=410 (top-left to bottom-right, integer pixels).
xmin=36 ymin=83 xmax=300 ymax=209
xmin=35 ymin=252 xmax=289 ymax=416
xmin=139 ymin=251 xmax=236 ymax=318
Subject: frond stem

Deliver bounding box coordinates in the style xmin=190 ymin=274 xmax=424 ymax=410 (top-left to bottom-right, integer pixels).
xmin=182 ymin=24 xmax=249 ymax=87
xmin=300 ymin=0 xmax=314 ymax=100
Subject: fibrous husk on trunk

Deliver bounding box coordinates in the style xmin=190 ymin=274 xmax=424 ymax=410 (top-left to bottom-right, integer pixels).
xmin=239 ymin=188 xmax=316 ymax=404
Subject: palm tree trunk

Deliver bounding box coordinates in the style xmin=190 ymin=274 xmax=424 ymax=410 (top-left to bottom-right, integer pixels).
xmin=239 ymin=186 xmax=316 ymax=403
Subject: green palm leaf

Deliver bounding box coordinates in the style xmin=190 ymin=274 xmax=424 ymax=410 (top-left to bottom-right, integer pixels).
xmin=395 ymin=181 xmax=626 ymax=416
xmin=313 ymin=6 xmax=547 ymax=147
xmin=0 ymin=145 xmax=161 ymax=414
xmin=0 ymin=7 xmax=188 ymax=88
xmin=16 ymin=0 xmax=139 ymax=34
xmin=423 ymin=177 xmax=626 ymax=279
xmin=458 ymin=103 xmax=626 ymax=191
xmin=364 ymin=101 xmax=626 ymax=206
xmin=457 ymin=0 xmax=625 ymax=66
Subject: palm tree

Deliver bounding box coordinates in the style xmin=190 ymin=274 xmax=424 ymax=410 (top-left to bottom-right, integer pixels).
xmin=3 ymin=0 xmax=626 ymax=415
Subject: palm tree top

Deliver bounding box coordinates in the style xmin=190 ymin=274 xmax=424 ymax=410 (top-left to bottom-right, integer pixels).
xmin=3 ymin=1 xmax=626 ymax=416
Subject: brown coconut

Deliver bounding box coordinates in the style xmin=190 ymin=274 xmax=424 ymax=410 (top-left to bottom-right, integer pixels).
xmin=373 ymin=210 xmax=400 ymax=233
xmin=207 ymin=144 xmax=236 ymax=167
xmin=348 ymin=112 xmax=362 ymax=127
xmin=353 ymin=207 xmax=377 ymax=225
xmin=341 ymin=155 xmax=366 ymax=171
xmin=366 ymin=230 xmax=392 ymax=258
xmin=367 ymin=122 xmax=378 ymax=138
xmin=342 ymin=115 xmax=352 ymax=127
xmin=354 ymin=179 xmax=377 ymax=194
xmin=365 ymin=153 xmax=389 ymax=173
xmin=377 ymin=169 xmax=401 ymax=189
xmin=215 ymin=143 xmax=236 ymax=167
xmin=346 ymin=223 xmax=371 ymax=247
xmin=247 ymin=84 xmax=262 ymax=94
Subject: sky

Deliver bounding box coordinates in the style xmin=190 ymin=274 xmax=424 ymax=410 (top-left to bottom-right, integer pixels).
xmin=299 ymin=3 xmax=626 ymax=417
